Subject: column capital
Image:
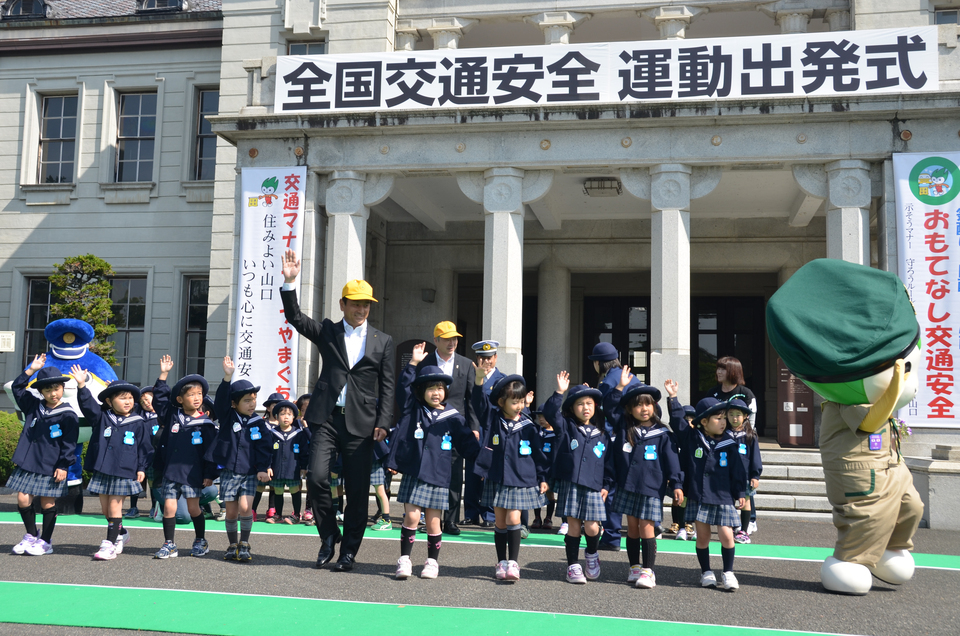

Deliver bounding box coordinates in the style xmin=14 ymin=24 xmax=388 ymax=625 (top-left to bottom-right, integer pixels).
xmin=524 ymin=11 xmax=590 ymax=45
xmin=825 ymin=159 xmax=871 ymax=210
xmin=641 ymin=164 xmax=721 ymax=210
xmin=395 ymin=22 xmax=421 ymax=51
xmin=426 ymin=17 xmax=477 ymax=50
xmin=825 ymin=9 xmax=850 ymax=32
xmin=456 ymin=169 xmax=554 ymax=209
xmin=640 ymin=6 xmax=708 ymax=40
xmin=323 ymin=171 xmax=394 ymax=216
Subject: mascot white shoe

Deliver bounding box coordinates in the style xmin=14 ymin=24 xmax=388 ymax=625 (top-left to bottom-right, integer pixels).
xmin=767 ymin=259 xmax=924 ymax=595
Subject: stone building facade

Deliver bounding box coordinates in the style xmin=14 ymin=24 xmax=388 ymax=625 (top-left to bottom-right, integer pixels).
xmin=0 ymin=0 xmax=958 ymax=453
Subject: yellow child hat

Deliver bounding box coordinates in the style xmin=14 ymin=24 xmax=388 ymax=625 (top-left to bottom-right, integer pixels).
xmin=434 ymin=321 xmax=463 ymax=339
xmin=341 ymin=279 xmax=378 ymax=302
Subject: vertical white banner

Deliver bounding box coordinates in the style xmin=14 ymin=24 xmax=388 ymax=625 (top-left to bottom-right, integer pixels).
xmin=894 ymin=152 xmax=960 ymax=429
xmin=234 ymin=166 xmax=306 ymax=400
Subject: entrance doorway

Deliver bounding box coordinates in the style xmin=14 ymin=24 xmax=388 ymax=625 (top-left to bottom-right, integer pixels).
xmin=581 ymin=296 xmax=651 ymax=387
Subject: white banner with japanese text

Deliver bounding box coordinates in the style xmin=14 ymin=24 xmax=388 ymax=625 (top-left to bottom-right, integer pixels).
xmin=233 ymin=167 xmax=306 ymax=400
xmin=276 ymin=27 xmax=937 ymax=114
xmin=895 ymin=152 xmax=960 ymax=429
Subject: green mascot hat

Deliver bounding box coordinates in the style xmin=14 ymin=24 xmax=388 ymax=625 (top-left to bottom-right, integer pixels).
xmin=766 ymin=258 xmax=920 ymax=404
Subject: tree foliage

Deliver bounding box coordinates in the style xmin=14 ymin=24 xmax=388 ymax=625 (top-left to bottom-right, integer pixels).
xmin=49 ymin=254 xmax=118 ymax=366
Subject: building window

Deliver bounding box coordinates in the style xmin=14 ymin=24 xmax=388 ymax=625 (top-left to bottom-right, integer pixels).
xmin=936 ymin=9 xmax=959 ymax=24
xmin=23 ymin=278 xmax=52 ymax=367
xmin=108 ymin=277 xmax=147 ymax=385
xmin=116 ymin=93 xmax=156 ymax=183
xmin=38 ymin=95 xmax=77 ymax=184
xmin=195 ymin=90 xmax=218 ymax=181
xmin=183 ymin=277 xmax=209 ymax=375
xmin=138 ymin=0 xmax=183 ymax=11
xmin=4 ymin=1 xmax=45 ymax=18
xmin=288 ymin=41 xmax=326 ymax=55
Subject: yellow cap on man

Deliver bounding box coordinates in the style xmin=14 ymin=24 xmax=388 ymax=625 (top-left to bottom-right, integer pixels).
xmin=341 ymin=279 xmax=378 ymax=302
xmin=434 ymin=321 xmax=463 ymax=339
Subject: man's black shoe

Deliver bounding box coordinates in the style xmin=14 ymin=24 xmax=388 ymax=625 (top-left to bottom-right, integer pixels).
xmin=461 ymin=517 xmax=478 ymax=526
xmin=332 ymin=552 xmax=356 ymax=572
xmin=315 ymin=532 xmax=341 ymax=568
xmin=596 ymin=542 xmax=621 ymax=552
xmin=442 ymin=523 xmax=461 ymax=536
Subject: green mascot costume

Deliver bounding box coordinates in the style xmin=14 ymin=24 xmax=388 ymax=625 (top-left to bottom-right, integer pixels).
xmin=767 ymin=258 xmax=924 ymax=595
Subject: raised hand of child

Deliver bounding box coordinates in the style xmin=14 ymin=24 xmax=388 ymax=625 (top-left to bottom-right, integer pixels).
xmin=556 ymin=370 xmax=570 ymax=394
xmin=472 ymin=361 xmax=485 ymax=386
xmin=410 ymin=341 xmax=427 ymax=366
xmin=223 ymin=355 xmax=235 ymax=379
xmin=27 ymin=353 xmax=45 ymax=373
xmin=664 ymin=379 xmax=679 ymax=398
xmin=616 ymin=365 xmax=634 ymax=390
xmin=525 ymin=391 xmax=535 ymax=407
xmin=69 ymin=364 xmax=86 ymax=389
xmin=282 ymin=249 xmax=301 ymax=282
xmin=159 ymin=354 xmax=173 ymax=373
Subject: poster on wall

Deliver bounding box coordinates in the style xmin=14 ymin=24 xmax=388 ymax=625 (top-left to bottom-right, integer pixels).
xmin=233 ymin=166 xmax=306 ymax=400
xmin=894 ymin=152 xmax=960 ymax=429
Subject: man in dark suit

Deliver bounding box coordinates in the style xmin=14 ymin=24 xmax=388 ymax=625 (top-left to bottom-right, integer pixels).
xmin=280 ymin=249 xmax=395 ymax=572
xmin=415 ymin=321 xmax=479 ymax=535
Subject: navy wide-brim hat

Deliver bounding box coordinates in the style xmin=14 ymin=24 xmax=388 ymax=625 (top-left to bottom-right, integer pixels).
xmin=262 ymin=392 xmax=285 ymax=408
xmin=726 ymin=398 xmax=753 ymax=415
xmin=619 ymin=383 xmax=662 ymax=407
xmin=172 ymin=374 xmax=209 ymax=397
xmin=694 ymin=397 xmax=728 ymax=422
xmin=32 ymin=366 xmax=73 ymax=389
xmin=413 ymin=365 xmax=453 ymax=387
xmin=682 ymin=405 xmax=697 ymax=418
xmin=587 ymin=342 xmax=618 ymax=362
xmin=273 ymin=400 xmax=300 ymax=418
xmin=491 ymin=374 xmax=526 ymax=399
xmin=139 ymin=386 xmax=155 ymax=396
xmin=98 ymin=380 xmax=142 ymax=403
xmin=230 ymin=380 xmax=261 ymax=400
xmin=562 ymin=385 xmax=603 ymax=411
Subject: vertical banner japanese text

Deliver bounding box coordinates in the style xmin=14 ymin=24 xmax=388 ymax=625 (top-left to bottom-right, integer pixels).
xmin=234 ymin=166 xmax=306 ymax=400
xmin=895 ymin=152 xmax=960 ymax=428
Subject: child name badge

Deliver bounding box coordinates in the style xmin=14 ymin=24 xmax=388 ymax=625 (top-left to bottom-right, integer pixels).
xmin=250 ymin=426 xmax=261 ymax=441
xmin=695 ymin=447 xmax=703 ymax=459
xmin=103 ymin=427 xmax=112 ymax=438
xmin=233 ymin=422 xmax=242 ymax=433
xmin=49 ymin=424 xmax=62 ymax=439
xmin=191 ymin=431 xmax=202 ymax=445
xmin=441 ymin=434 xmax=453 ymax=451
xmin=593 ymin=442 xmax=605 ymax=458
xmin=644 ymin=445 xmax=657 ymax=461
xmin=414 ymin=427 xmax=424 ymax=440
xmin=543 ymin=442 xmax=552 ymax=453
xmin=152 ymin=424 xmax=160 ymax=436
xmin=622 ymin=441 xmax=633 ymax=454
xmin=171 ymin=423 xmax=180 ymax=434
xmin=273 ymin=441 xmax=280 ymax=450
xmin=492 ymin=434 xmax=500 ymax=446
xmin=519 ymin=440 xmax=532 ymax=456
xmin=869 ymin=433 xmax=883 ymax=451
xmin=570 ymin=439 xmax=579 ymax=450
xmin=719 ymin=452 xmax=728 ymax=467
xmin=124 ymin=431 xmax=136 ymax=445
xmin=739 ymin=443 xmax=748 ymax=455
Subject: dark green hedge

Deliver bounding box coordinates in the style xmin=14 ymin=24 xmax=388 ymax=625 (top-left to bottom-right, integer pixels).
xmin=0 ymin=411 xmax=22 ymax=486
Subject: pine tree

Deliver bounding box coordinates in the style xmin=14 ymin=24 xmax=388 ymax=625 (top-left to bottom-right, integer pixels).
xmin=49 ymin=254 xmax=118 ymax=366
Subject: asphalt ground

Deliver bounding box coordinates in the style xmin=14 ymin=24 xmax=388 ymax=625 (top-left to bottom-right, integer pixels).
xmin=0 ymin=494 xmax=957 ymax=636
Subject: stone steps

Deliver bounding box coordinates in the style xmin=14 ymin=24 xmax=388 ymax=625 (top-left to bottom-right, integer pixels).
xmin=755 ymin=449 xmax=831 ymax=521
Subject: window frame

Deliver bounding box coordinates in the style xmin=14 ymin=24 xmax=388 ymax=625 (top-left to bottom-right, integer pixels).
xmin=935 ymin=9 xmax=959 ymax=24
xmin=115 ymin=91 xmax=158 ymax=184
xmin=22 ymin=277 xmax=53 ymax=368
xmin=137 ymin=0 xmax=183 ymax=12
xmin=37 ymin=94 xmax=79 ymax=185
xmin=98 ymin=76 xmax=164 ymax=202
xmin=107 ymin=276 xmax=148 ymax=385
xmin=287 ymin=41 xmax=327 ymax=56
xmin=3 ymin=0 xmax=46 ymax=19
xmin=181 ymin=276 xmax=209 ymax=376
xmin=194 ymin=89 xmax=219 ymax=182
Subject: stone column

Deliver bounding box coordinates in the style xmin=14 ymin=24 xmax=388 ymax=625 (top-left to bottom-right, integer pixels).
xmin=825 ymin=9 xmax=851 ymax=32
xmin=620 ymin=165 xmax=720 ymax=406
xmin=537 ymin=256 xmax=571 ymax=403
xmin=395 ymin=23 xmax=421 ymax=52
xmin=457 ymin=169 xmax=553 ymax=374
xmin=321 ymin=171 xmax=394 ymax=320
xmin=640 ymin=6 xmax=707 ymax=40
xmin=759 ymin=2 xmax=812 ymax=34
xmin=524 ymin=11 xmax=590 ymax=45
xmin=427 ymin=17 xmax=476 ymax=50
xmin=826 ymin=160 xmax=871 ymax=265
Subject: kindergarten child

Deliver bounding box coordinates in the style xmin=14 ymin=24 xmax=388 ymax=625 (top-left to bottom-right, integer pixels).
xmin=152 ymin=363 xmax=219 ymax=559
xmin=666 ymin=380 xmax=747 ymax=591
xmin=726 ymin=399 xmax=762 ymax=543
xmin=255 ymin=392 xmax=283 ymax=521
xmin=370 ymin=427 xmax=394 ymax=531
xmin=72 ymin=369 xmax=153 ymax=560
xmin=263 ymin=400 xmax=310 ymax=524
xmin=209 ymin=356 xmax=272 ymax=561
xmin=295 ymin=393 xmax=315 ymax=525
xmin=472 ymin=364 xmax=548 ymax=581
xmin=603 ymin=367 xmax=683 ymax=589
xmin=126 ymin=384 xmax=159 ymax=519
xmin=387 ymin=343 xmax=480 ymax=579
xmin=542 ymin=372 xmax=611 ymax=585
xmin=530 ymin=409 xmax=557 ymax=531
xmin=9 ymin=355 xmax=79 ymax=556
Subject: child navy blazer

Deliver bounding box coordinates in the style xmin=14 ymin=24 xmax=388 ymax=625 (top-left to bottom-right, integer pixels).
xmin=10 ymin=371 xmax=79 ymax=476
xmin=153 ymin=380 xmax=219 ymax=487
xmin=471 ymin=386 xmax=549 ymax=488
xmin=77 ymin=387 xmax=153 ymax=479
xmin=207 ymin=379 xmax=273 ymax=476
xmin=541 ymin=392 xmax=612 ymax=493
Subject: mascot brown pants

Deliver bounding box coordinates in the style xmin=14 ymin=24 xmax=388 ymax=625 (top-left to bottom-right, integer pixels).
xmin=824 ymin=462 xmax=923 ymax=566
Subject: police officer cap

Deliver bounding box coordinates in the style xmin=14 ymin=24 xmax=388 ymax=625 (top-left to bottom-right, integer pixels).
xmin=766 ymin=258 xmax=920 ymax=383
xmin=562 ymin=385 xmax=603 ymax=411
xmin=413 ymin=365 xmax=453 ymax=388
xmin=587 ymin=342 xmax=618 ymax=362
xmin=44 ymin=318 xmax=95 ymax=349
xmin=472 ymin=340 xmax=499 ymax=357
xmin=230 ymin=380 xmax=261 ymax=400
xmin=98 ymin=380 xmax=141 ymax=403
